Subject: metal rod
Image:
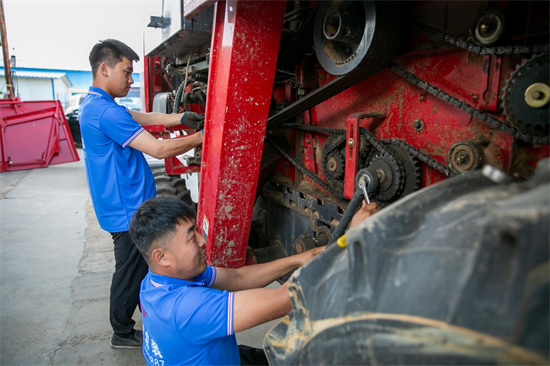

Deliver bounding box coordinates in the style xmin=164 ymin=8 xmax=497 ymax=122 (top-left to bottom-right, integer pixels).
xmin=0 ymin=0 xmax=13 ymax=98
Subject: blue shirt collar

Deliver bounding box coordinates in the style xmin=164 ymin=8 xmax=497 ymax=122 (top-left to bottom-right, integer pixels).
xmin=88 ymin=86 xmax=114 ymax=100
xmin=148 ymin=270 xmax=204 ymax=288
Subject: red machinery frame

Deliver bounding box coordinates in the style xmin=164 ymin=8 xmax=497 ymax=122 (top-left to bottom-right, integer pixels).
xmin=196 ymin=0 xmax=286 ymax=268
xmin=142 ymin=0 xmax=550 ymax=269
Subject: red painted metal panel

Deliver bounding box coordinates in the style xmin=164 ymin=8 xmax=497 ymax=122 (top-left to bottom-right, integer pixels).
xmin=344 ymin=114 xmax=361 ymax=199
xmin=197 ymin=0 xmax=286 ymax=268
xmin=479 ymin=55 xmax=503 ymax=112
xmin=306 ymin=49 xmax=519 ymax=188
xmin=143 ymin=56 xmax=162 ymax=113
xmin=49 ymin=100 xmax=80 ymax=167
xmin=0 ymin=99 xmax=79 ymax=172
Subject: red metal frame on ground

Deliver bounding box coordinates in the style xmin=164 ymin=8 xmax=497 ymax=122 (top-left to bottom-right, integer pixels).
xmin=0 ymin=99 xmax=79 ymax=172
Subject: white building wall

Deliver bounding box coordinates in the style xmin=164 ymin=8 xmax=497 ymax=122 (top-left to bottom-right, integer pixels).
xmin=0 ymin=76 xmax=70 ymax=108
xmin=53 ymin=78 xmax=70 ymax=109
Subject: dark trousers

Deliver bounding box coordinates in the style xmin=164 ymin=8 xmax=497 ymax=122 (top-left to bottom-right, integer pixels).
xmin=109 ymin=231 xmax=149 ymax=335
xmin=238 ymin=345 xmax=269 ymax=366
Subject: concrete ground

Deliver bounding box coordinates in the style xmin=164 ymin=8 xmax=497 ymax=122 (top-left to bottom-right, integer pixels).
xmin=0 ymin=150 xmax=278 ymax=366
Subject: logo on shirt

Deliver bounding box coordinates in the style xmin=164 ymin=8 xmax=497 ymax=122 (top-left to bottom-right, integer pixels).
xmin=144 ymin=330 xmax=165 ymax=365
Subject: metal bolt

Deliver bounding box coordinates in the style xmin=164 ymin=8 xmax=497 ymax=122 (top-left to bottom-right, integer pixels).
xmin=455 ymin=152 xmax=470 ymax=165
xmin=347 ymin=138 xmax=354 ymax=147
xmin=376 ymin=169 xmax=386 ymax=183
xmin=532 ymin=91 xmax=543 ymax=100
xmin=412 ymin=119 xmax=424 ymax=131
xmin=327 ymin=158 xmax=337 ymax=172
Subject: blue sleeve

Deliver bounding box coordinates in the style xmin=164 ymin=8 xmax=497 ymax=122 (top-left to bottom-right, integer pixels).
xmin=193 ymin=266 xmax=217 ymax=288
xmin=176 ymin=288 xmax=234 ymax=343
xmin=99 ymin=105 xmax=143 ymax=148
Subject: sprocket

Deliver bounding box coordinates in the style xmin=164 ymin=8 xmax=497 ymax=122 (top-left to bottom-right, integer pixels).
xmin=502 ymin=54 xmax=550 ymax=136
xmin=384 ymin=140 xmax=422 ymax=200
xmin=325 ymin=150 xmax=345 ymax=182
xmin=367 ymin=154 xmax=405 ymax=202
xmin=321 ymin=135 xmax=347 ymax=187
xmin=322 ymin=134 xmax=371 ymax=188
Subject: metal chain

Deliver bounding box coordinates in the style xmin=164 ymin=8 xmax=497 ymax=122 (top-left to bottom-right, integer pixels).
xmin=265 ymin=134 xmax=343 ymax=198
xmin=387 ymin=138 xmax=457 ymax=177
xmin=412 ymin=22 xmax=549 ymax=55
xmin=389 ymin=63 xmax=549 ymax=145
xmin=280 ymin=123 xmax=457 ymax=178
xmin=281 ymin=123 xmax=345 ymax=135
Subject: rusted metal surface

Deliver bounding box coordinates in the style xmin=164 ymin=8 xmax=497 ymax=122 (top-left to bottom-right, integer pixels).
xmin=197 ymin=0 xmax=286 ymax=268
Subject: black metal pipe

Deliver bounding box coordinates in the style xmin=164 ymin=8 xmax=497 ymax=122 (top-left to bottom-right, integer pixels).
xmin=329 ymin=188 xmax=363 ymax=245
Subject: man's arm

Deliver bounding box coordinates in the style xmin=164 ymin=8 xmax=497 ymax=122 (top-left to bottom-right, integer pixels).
xmin=128 ymin=129 xmax=202 ymax=159
xmin=212 ymin=247 xmax=324 ymax=292
xmin=349 ymin=201 xmax=380 ymax=229
xmin=129 ymin=110 xmax=183 ymax=127
xmin=233 ymin=282 xmax=291 ymax=333
xmin=213 ymin=202 xmax=379 ymax=292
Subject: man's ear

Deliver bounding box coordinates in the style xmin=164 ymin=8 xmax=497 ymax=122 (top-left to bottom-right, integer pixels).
xmin=151 ymin=247 xmax=171 ymax=267
xmin=99 ymin=62 xmax=109 ymax=78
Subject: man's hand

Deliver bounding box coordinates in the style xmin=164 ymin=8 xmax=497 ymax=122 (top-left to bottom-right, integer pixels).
xmin=349 ymin=201 xmax=380 ymax=230
xmin=180 ymin=111 xmax=205 ymax=130
xmin=293 ymin=246 xmax=325 ymax=266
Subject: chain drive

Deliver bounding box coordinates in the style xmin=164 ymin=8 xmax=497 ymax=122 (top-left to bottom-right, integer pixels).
xmin=389 ymin=63 xmax=549 ymax=145
xmin=412 ymin=22 xmax=549 ymax=56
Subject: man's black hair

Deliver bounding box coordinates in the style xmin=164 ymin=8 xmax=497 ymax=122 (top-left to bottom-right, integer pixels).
xmin=130 ymin=197 xmax=196 ymax=259
xmin=89 ymin=39 xmax=140 ymax=77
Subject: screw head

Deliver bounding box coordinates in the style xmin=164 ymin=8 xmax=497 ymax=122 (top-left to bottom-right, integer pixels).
xmin=412 ymin=119 xmax=424 ymax=131
xmin=455 ymin=152 xmax=470 ymax=165
xmin=347 ymin=138 xmax=354 ymax=147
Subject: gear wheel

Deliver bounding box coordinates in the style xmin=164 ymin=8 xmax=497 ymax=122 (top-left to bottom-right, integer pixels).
xmin=367 ymin=154 xmax=405 ymax=202
xmin=361 ymin=140 xmax=422 ymax=202
xmin=502 ymin=54 xmax=550 ymax=136
xmin=324 ymin=150 xmax=345 ymax=182
xmin=322 ymin=134 xmax=372 ymax=188
xmin=384 ymin=141 xmax=422 ymax=200
xmin=321 ymin=135 xmax=346 ymax=187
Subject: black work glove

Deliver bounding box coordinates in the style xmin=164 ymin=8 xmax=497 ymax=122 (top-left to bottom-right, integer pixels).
xmin=180 ymin=111 xmax=205 ymax=130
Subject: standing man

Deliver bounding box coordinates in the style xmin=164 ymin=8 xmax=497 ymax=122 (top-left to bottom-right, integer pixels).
xmin=79 ymin=39 xmax=203 ymax=348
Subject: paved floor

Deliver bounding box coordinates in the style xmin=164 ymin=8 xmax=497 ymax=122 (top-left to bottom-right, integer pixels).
xmin=0 ymin=151 xmax=277 ymax=366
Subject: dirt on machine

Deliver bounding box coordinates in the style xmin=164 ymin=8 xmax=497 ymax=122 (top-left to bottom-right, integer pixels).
xmin=142 ymin=1 xmax=549 ymax=364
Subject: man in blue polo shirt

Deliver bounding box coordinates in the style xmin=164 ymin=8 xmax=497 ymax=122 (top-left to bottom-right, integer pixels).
xmin=80 ymin=39 xmax=204 ymax=348
xmin=129 ymin=197 xmax=380 ymax=365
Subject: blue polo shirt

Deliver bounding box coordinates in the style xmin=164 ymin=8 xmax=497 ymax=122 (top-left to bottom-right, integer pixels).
xmin=79 ymin=86 xmax=155 ymax=232
xmin=140 ymin=267 xmax=239 ymax=366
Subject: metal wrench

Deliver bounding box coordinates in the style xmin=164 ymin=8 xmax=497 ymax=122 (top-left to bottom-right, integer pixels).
xmin=358 ymin=176 xmax=370 ymax=204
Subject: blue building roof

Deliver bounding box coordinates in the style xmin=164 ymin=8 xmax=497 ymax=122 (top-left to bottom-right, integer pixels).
xmin=0 ymin=67 xmax=140 ymax=94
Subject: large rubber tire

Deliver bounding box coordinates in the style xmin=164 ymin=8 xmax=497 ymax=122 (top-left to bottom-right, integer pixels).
xmin=264 ymin=160 xmax=550 ymax=365
xmin=152 ymin=169 xmax=197 ymax=211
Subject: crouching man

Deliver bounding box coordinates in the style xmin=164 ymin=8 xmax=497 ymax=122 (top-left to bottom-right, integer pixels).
xmin=129 ymin=197 xmax=324 ymax=365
